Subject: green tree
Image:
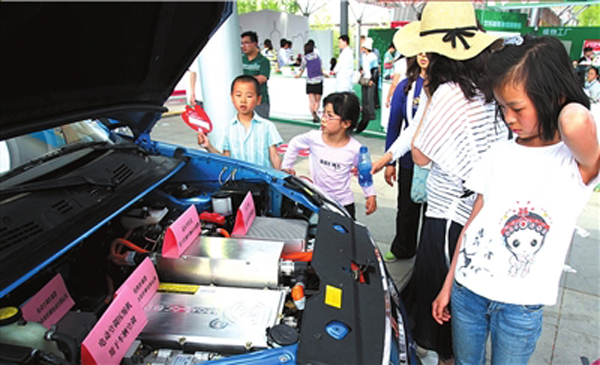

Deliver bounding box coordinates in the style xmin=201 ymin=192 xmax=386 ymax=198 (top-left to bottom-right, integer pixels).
xmin=237 ymin=0 xmax=301 ymax=15
xmin=576 ymin=5 xmax=600 ymax=26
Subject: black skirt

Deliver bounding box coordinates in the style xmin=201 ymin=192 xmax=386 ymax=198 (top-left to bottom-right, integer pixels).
xmin=306 ymin=81 xmax=323 ymax=95
xmin=400 ymin=216 xmax=463 ymax=361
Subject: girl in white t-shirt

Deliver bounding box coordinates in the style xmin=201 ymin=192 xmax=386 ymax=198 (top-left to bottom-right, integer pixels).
xmin=432 ymin=35 xmax=599 ymax=365
xmin=281 ymin=92 xmax=377 ymax=219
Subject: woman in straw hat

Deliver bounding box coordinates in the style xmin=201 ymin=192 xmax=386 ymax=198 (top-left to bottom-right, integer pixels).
xmin=374 ymin=2 xmax=508 ymax=363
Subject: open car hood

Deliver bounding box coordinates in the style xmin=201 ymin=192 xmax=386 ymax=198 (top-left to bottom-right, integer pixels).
xmin=0 ymin=2 xmax=231 ymax=140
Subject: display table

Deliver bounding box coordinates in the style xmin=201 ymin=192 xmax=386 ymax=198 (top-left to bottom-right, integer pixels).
xmin=269 ymin=73 xmax=337 ymax=121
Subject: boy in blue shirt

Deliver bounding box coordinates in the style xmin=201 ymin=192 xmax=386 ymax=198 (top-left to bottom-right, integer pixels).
xmin=197 ymin=75 xmax=282 ymax=169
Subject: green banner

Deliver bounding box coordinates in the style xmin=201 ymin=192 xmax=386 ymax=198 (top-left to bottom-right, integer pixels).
xmin=476 ymin=9 xmax=527 ymax=31
xmin=486 ymin=0 xmax=599 ymax=9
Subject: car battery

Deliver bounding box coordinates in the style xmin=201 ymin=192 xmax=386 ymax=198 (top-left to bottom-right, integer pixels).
xmin=139 ymin=287 xmax=286 ymax=353
xmin=233 ymin=217 xmax=308 ymax=253
xmin=155 ymin=236 xmax=284 ymax=289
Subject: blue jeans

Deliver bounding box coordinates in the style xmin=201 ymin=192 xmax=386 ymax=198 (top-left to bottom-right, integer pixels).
xmin=451 ymin=281 xmax=543 ymax=365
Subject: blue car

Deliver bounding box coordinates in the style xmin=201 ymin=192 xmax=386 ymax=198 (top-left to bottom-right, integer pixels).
xmin=0 ymin=3 xmax=417 ymax=365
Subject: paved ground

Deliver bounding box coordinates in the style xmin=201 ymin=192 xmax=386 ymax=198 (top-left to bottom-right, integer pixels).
xmin=153 ymin=111 xmax=599 ymax=365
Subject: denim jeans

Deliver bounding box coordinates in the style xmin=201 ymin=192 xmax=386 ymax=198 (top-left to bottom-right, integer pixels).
xmin=451 ymin=281 xmax=543 ymax=365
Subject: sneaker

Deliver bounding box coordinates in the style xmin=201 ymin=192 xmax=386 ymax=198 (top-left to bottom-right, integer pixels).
xmin=383 ymin=251 xmax=397 ymax=263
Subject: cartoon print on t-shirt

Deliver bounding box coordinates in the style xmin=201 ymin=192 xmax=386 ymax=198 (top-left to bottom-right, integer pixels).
xmin=501 ymin=205 xmax=550 ymax=278
xmin=458 ymin=227 xmax=494 ymax=278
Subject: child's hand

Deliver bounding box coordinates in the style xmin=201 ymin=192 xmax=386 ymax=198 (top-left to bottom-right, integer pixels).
xmin=432 ymin=288 xmax=452 ymax=325
xmin=384 ymin=165 xmax=397 ymax=187
xmin=282 ymin=168 xmax=296 ymax=176
xmin=350 ymin=166 xmax=358 ymax=178
xmin=371 ymin=152 xmax=393 ymax=175
xmin=197 ymin=131 xmax=210 ymax=149
xmin=365 ymin=196 xmax=377 ymax=215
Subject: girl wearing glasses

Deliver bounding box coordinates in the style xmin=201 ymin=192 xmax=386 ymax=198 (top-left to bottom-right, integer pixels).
xmin=281 ymin=92 xmax=377 ymax=219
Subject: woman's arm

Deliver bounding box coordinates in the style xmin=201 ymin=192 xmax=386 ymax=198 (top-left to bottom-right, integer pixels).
xmin=559 ymin=103 xmax=600 ymax=184
xmin=432 ymin=194 xmax=484 ymax=325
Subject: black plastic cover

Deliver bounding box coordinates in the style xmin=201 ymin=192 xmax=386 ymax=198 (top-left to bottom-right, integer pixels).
xmin=297 ymin=209 xmax=387 ymax=365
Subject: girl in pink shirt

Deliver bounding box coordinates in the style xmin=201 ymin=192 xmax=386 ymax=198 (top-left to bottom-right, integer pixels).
xmin=282 ymin=92 xmax=377 ymax=219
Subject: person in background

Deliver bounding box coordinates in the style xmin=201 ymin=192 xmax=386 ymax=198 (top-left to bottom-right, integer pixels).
xmin=261 ymin=39 xmax=277 ymax=69
xmin=241 ymin=31 xmax=271 ymax=119
xmin=385 ymin=55 xmax=408 ymax=108
xmin=278 ymin=38 xmax=290 ymax=70
xmin=378 ymin=53 xmax=429 ymax=262
xmin=286 ymin=40 xmax=295 ymax=65
xmin=197 ymin=75 xmax=282 ymax=169
xmin=330 ymin=57 xmax=337 ymax=73
xmin=356 ymin=38 xmax=378 ymax=133
xmin=433 ymin=34 xmax=598 ymax=365
xmin=187 ymin=57 xmax=201 ymax=106
xmin=360 ymin=35 xmax=381 ymax=108
xmin=585 ymin=66 xmax=600 ymax=103
xmin=296 ymin=42 xmax=324 ymax=124
xmin=332 ymin=35 xmax=354 ymax=93
xmin=281 ymin=92 xmax=377 ymax=219
xmin=579 ymin=46 xmax=594 ymax=64
xmin=294 ymin=53 xmax=303 ymax=67
xmin=307 ymin=39 xmax=320 ymax=58
xmin=383 ymin=43 xmax=399 ymax=80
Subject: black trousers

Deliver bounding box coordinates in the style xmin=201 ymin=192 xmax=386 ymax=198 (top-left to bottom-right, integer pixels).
xmin=390 ymin=165 xmax=425 ymax=258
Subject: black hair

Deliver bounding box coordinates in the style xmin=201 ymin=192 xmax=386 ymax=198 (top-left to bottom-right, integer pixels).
xmin=487 ymin=35 xmax=590 ymax=142
xmin=280 ymin=38 xmax=287 ymax=48
xmin=583 ymin=46 xmax=593 ymax=52
xmin=307 ymin=39 xmax=315 ymax=47
xmin=322 ymin=92 xmax=360 ymax=134
xmin=264 ymin=39 xmax=273 ymax=50
xmin=426 ymin=45 xmax=494 ymax=102
xmin=388 ymin=43 xmax=396 ymax=51
xmin=231 ymin=75 xmax=260 ymax=95
xmin=288 ymin=40 xmax=293 ymax=47
xmin=330 ymin=57 xmax=337 ymax=71
xmin=403 ymin=56 xmax=421 ymax=95
xmin=241 ymin=31 xmax=258 ymax=44
xmin=304 ymin=42 xmax=314 ymax=55
xmin=339 ymin=35 xmax=350 ymax=44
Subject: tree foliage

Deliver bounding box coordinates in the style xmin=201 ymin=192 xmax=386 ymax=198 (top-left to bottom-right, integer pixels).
xmin=237 ymin=0 xmax=301 ymax=15
xmin=576 ymin=5 xmax=600 ymax=26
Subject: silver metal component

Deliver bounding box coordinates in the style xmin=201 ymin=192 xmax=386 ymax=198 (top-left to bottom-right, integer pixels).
xmin=281 ymin=316 xmax=297 ymax=328
xmin=233 ymin=217 xmax=308 ymax=253
xmin=279 ymin=260 xmax=295 ymax=277
xmin=140 ymin=287 xmax=286 ymax=352
xmin=156 ymin=236 xmax=284 ymax=289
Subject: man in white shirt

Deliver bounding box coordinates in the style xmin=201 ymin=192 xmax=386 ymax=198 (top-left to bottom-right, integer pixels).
xmin=278 ymin=38 xmax=290 ymax=70
xmin=332 ymin=35 xmax=354 ymax=93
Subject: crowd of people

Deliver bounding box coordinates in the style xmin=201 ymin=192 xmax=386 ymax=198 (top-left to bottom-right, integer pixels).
xmin=193 ymin=2 xmax=599 ymax=364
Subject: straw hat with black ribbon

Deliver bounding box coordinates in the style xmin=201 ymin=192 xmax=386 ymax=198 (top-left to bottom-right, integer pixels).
xmin=393 ymin=2 xmax=501 ymax=61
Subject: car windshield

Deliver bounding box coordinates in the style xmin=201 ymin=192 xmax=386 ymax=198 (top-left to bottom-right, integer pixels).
xmin=0 ymin=120 xmax=113 ymax=176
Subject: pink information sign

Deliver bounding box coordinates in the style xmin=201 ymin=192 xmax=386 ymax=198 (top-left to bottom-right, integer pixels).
xmin=81 ymin=284 xmax=148 ymax=365
xmin=232 ymin=191 xmax=256 ymax=236
xmin=21 ymin=273 xmax=75 ymax=328
xmin=115 ymin=257 xmax=159 ymax=307
xmin=162 ymin=204 xmax=201 ymax=258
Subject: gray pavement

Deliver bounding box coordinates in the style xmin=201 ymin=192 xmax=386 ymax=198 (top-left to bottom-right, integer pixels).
xmin=153 ymin=111 xmax=600 ymax=365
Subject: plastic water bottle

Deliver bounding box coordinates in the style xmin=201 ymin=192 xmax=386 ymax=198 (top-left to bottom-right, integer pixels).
xmin=358 ymin=146 xmax=373 ymax=187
